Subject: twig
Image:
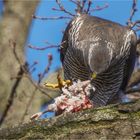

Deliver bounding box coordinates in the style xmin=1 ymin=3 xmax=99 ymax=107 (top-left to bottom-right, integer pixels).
xmin=69 ymin=0 xmax=79 ymax=6
xmin=28 ymin=41 xmax=66 ymax=51
xmin=28 ymin=61 xmax=38 ymax=73
xmin=0 ymin=40 xmax=54 ymax=126
xmin=25 ymin=73 xmax=53 ymax=98
xmin=20 ymin=53 xmax=53 ymax=122
xmin=29 ymin=61 xmax=38 ymax=69
xmin=89 ymin=3 xmax=109 ymax=12
xmin=86 ymin=0 xmax=92 ymax=14
xmin=129 ymin=20 xmax=140 ymax=29
xmin=9 ymin=40 xmax=23 ymax=66
xmin=0 ymin=41 xmax=28 ymax=126
xmin=10 ymin=71 xmax=54 ymax=98
xmin=127 ymin=0 xmax=137 ymax=27
xmin=0 ymin=66 xmax=24 ymax=126
xmin=20 ymin=88 xmax=37 ymax=123
xmin=56 ymin=0 xmax=75 ymax=16
xmin=75 ymin=0 xmax=83 ymax=14
xmin=38 ymin=53 xmax=53 ymax=83
xmin=29 ymin=67 xmax=36 ymax=74
xmin=28 ymin=44 xmax=59 ymax=51
xmin=82 ymin=0 xmax=86 ymax=8
xmin=32 ymin=15 xmax=71 ymax=20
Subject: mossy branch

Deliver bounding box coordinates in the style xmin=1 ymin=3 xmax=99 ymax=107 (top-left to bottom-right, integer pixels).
xmin=0 ymin=99 xmax=140 ymax=139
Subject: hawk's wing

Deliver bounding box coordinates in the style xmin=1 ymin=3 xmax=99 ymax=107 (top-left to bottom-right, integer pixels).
xmin=120 ymin=32 xmax=137 ymax=91
xmin=60 ymin=20 xmax=73 ymax=63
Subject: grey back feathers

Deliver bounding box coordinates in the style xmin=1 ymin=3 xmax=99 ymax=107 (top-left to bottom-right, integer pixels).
xmin=61 ymin=14 xmax=137 ymax=107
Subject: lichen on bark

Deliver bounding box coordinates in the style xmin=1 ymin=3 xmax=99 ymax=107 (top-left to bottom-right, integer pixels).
xmin=0 ymin=99 xmax=140 ymax=140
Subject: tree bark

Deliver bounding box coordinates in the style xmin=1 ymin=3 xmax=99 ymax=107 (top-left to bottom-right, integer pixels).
xmin=0 ymin=100 xmax=140 ymax=139
xmin=0 ymin=0 xmax=45 ymax=127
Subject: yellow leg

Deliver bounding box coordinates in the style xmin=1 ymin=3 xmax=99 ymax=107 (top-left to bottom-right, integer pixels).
xmin=44 ymin=74 xmax=72 ymax=89
xmin=44 ymin=83 xmax=60 ymax=88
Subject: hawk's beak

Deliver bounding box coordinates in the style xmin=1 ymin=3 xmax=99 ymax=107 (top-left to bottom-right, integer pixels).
xmin=92 ymin=72 xmax=97 ymax=79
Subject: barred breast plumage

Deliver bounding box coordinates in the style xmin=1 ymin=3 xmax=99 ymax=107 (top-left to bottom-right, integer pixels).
xmin=60 ymin=14 xmax=137 ymax=107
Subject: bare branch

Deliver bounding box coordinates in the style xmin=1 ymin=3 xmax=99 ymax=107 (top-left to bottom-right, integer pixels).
xmin=20 ymin=88 xmax=37 ymax=123
xmin=89 ymin=3 xmax=109 ymax=12
xmin=0 ymin=40 xmax=31 ymax=126
xmin=9 ymin=40 xmax=23 ymax=66
xmin=0 ymin=39 xmax=56 ymax=126
xmin=25 ymin=73 xmax=53 ymax=98
xmin=56 ymin=0 xmax=75 ymax=16
xmin=11 ymin=70 xmax=54 ymax=98
xmin=82 ymin=0 xmax=86 ymax=8
xmin=28 ymin=61 xmax=38 ymax=73
xmin=69 ymin=0 xmax=79 ymax=6
xmin=20 ymin=53 xmax=54 ymax=122
xmin=128 ymin=20 xmax=140 ymax=29
xmin=75 ymin=0 xmax=83 ymax=14
xmin=127 ymin=0 xmax=137 ymax=27
xmin=32 ymin=15 xmax=71 ymax=20
xmin=86 ymin=0 xmax=92 ymax=14
xmin=38 ymin=54 xmax=53 ymax=83
xmin=28 ymin=41 xmax=66 ymax=51
xmin=28 ymin=44 xmax=59 ymax=51
xmin=0 ymin=66 xmax=24 ymax=126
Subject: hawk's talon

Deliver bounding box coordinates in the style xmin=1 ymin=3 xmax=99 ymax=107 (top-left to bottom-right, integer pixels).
xmin=44 ymin=74 xmax=72 ymax=89
xmin=44 ymin=83 xmax=60 ymax=89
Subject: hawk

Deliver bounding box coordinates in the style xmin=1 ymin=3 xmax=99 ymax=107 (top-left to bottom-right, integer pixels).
xmin=60 ymin=14 xmax=137 ymax=107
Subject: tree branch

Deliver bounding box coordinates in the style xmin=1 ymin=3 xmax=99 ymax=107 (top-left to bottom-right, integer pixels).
xmin=32 ymin=15 xmax=71 ymax=20
xmin=127 ymin=0 xmax=137 ymax=27
xmin=1 ymin=99 xmax=140 ymax=139
xmin=86 ymin=0 xmax=92 ymax=14
xmin=56 ymin=0 xmax=75 ymax=16
xmin=0 ymin=66 xmax=24 ymax=126
xmin=28 ymin=44 xmax=59 ymax=51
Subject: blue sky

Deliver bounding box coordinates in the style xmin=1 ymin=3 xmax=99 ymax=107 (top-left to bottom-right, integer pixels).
xmin=0 ymin=0 xmax=3 ymax=18
xmin=26 ymin=1 xmax=76 ymax=81
xmin=0 ymin=0 xmax=140 ymax=81
xmin=26 ymin=0 xmax=140 ymax=81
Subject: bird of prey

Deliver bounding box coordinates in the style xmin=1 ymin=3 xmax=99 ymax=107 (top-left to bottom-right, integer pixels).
xmin=60 ymin=14 xmax=137 ymax=107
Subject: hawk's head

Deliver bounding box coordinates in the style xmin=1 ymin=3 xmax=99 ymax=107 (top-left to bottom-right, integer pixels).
xmin=88 ymin=42 xmax=112 ymax=78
